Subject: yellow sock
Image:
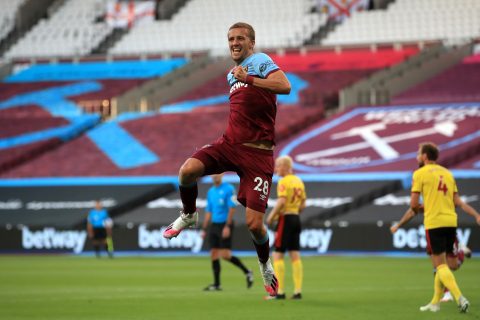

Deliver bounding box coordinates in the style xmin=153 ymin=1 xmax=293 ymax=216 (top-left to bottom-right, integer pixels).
xmin=292 ymin=259 xmax=303 ymax=294
xmin=273 ymin=259 xmax=285 ymax=294
xmin=430 ymin=272 xmax=444 ymax=304
xmin=437 ymin=264 xmax=462 ymax=302
xmin=107 ymin=237 xmax=114 ymax=253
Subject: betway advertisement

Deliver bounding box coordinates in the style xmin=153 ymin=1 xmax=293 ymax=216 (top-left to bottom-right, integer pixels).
xmin=1 ymin=224 xmax=478 ymax=254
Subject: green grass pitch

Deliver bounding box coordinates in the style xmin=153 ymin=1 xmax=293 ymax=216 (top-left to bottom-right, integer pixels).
xmin=0 ymin=255 xmax=479 ymax=320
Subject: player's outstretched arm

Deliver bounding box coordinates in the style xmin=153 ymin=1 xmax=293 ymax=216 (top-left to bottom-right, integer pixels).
xmin=390 ymin=208 xmax=417 ymax=234
xmin=454 ymin=193 xmax=480 ymax=225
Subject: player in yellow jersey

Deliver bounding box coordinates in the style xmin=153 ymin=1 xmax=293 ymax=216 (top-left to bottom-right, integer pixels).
xmin=409 ymin=142 xmax=480 ymax=313
xmin=266 ymin=155 xmax=306 ymax=300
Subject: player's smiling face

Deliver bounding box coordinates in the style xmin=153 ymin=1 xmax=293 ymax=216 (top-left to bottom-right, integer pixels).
xmin=228 ymin=28 xmax=254 ymax=64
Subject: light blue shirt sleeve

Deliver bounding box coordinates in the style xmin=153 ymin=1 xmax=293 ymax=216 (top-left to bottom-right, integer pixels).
xmin=251 ymin=53 xmax=279 ymax=78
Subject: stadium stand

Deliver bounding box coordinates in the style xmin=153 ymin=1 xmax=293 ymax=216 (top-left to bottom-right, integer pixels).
xmin=391 ymin=53 xmax=480 ymax=105
xmin=109 ymin=0 xmax=327 ymax=55
xmin=0 ymin=58 xmax=187 ymax=174
xmin=323 ymin=0 xmax=480 ymax=46
xmin=4 ymin=0 xmax=113 ymax=59
xmin=453 ymin=155 xmax=480 ymax=169
xmin=276 ymin=102 xmax=480 ymax=173
xmin=269 ymin=46 xmax=419 ymax=109
xmin=1 ymin=0 xmax=480 ymax=255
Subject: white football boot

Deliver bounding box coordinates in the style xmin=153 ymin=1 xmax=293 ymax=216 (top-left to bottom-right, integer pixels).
xmin=419 ymin=303 xmax=440 ymax=312
xmin=163 ymin=211 xmax=198 ymax=239
xmin=258 ymin=258 xmax=278 ymax=297
xmin=458 ymin=296 xmax=469 ymax=313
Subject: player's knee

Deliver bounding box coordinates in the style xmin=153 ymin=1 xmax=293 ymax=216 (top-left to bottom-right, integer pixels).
xmin=449 ymin=261 xmax=459 ymax=271
xmin=246 ymin=219 xmax=263 ymax=235
xmin=179 ymin=163 xmax=200 ymax=185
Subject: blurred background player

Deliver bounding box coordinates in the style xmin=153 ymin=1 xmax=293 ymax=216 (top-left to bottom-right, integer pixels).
xmin=87 ymin=200 xmax=114 ymax=258
xmin=163 ymin=22 xmax=291 ymax=297
xmin=266 ymin=156 xmax=306 ymax=300
xmin=408 ymin=142 xmax=480 ymax=313
xmin=201 ymin=174 xmax=254 ymax=291
xmin=390 ymin=206 xmax=473 ymax=302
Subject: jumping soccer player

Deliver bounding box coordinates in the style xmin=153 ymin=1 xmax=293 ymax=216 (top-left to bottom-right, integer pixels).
xmin=163 ymin=21 xmax=291 ymax=297
xmin=266 ymin=156 xmax=306 ymax=300
xmin=407 ymin=142 xmax=480 ymax=313
xmin=201 ymin=174 xmax=253 ymax=291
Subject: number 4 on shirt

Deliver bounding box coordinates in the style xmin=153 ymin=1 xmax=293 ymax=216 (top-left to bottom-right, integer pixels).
xmin=437 ymin=176 xmax=448 ymax=195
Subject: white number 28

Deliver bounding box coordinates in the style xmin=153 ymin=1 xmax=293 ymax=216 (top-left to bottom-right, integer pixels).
xmin=253 ymin=177 xmax=269 ymax=195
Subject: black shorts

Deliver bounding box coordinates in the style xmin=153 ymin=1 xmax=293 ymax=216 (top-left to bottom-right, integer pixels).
xmin=209 ymin=223 xmax=233 ymax=249
xmin=93 ymin=228 xmax=107 ymax=240
xmin=426 ymin=227 xmax=456 ymax=255
xmin=274 ymin=214 xmax=301 ymax=253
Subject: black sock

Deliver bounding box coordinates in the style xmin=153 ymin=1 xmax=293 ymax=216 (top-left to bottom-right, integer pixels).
xmin=229 ymin=256 xmax=249 ymax=274
xmin=179 ymin=184 xmax=198 ymax=214
xmin=252 ymin=238 xmax=270 ymax=264
xmin=212 ymin=259 xmax=221 ymax=286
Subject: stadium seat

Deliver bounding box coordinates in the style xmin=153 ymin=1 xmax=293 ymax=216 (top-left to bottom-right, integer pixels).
xmin=110 ymin=0 xmax=327 ymax=56
xmin=391 ymin=53 xmax=480 ymax=105
xmin=323 ymin=0 xmax=480 ymax=46
xmin=4 ymin=0 xmax=113 ymax=59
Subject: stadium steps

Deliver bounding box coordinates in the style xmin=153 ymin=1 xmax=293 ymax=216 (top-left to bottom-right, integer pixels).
xmin=156 ymin=0 xmax=190 ymax=20
xmin=306 ymin=179 xmax=403 ymax=227
xmin=391 ymin=54 xmax=480 ymax=105
xmin=91 ymin=28 xmax=129 ymax=55
xmin=0 ymin=0 xmax=55 ymax=58
xmin=305 ymin=19 xmax=340 ymax=46
xmin=114 ymin=55 xmax=231 ymax=114
xmin=339 ymin=41 xmax=474 ymax=109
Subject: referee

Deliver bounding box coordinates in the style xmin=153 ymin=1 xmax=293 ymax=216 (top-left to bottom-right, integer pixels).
xmin=87 ymin=200 xmax=114 ymax=258
xmin=201 ymin=174 xmax=253 ymax=291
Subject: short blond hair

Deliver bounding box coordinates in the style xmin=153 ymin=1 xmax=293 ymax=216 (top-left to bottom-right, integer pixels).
xmin=276 ymin=155 xmax=293 ymax=169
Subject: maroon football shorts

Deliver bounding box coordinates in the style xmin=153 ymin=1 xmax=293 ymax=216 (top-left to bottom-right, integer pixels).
xmin=192 ymin=137 xmax=273 ymax=213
